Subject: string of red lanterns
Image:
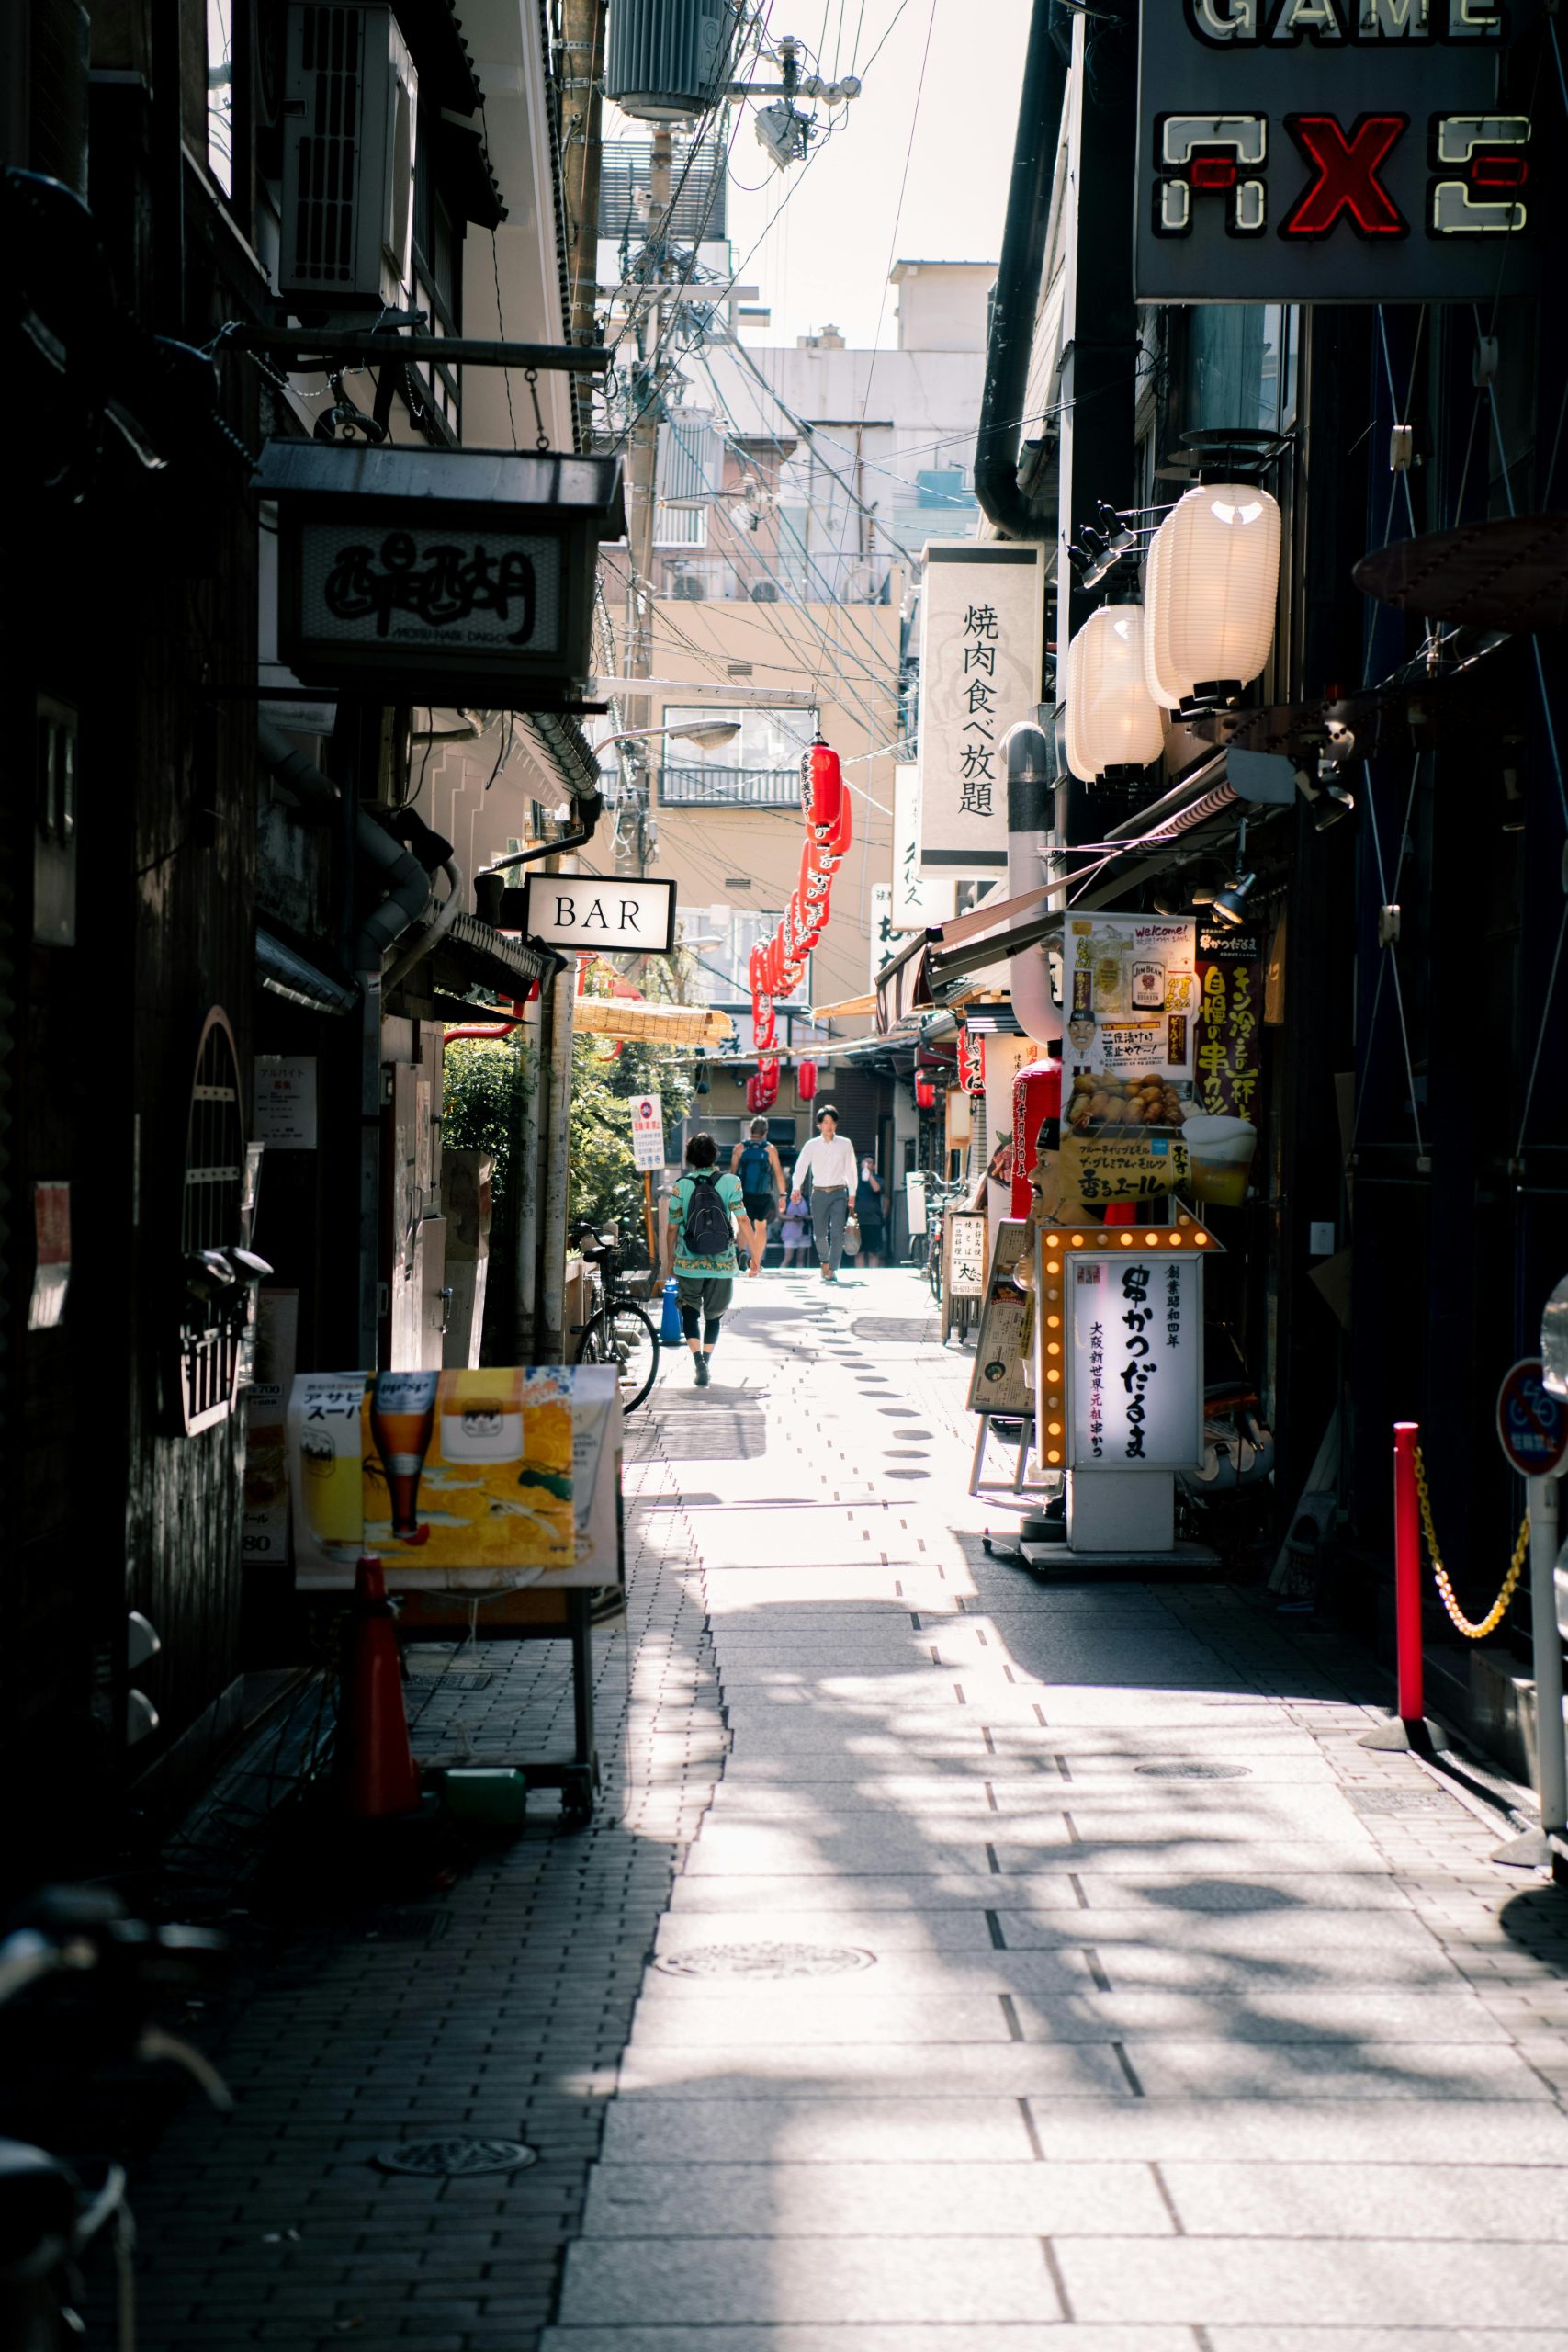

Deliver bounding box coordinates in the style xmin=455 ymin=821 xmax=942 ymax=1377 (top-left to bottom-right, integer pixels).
xmin=745 ymin=740 xmax=850 ymax=1114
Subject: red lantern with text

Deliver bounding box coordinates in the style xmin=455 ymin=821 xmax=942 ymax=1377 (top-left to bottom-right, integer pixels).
xmin=958 ymin=1026 xmax=985 ymax=1096
xmin=915 ymin=1074 xmax=937 ymax=1112
xmin=805 ymin=741 xmax=843 ymax=845
xmin=796 ymin=1058 xmax=818 ymax=1103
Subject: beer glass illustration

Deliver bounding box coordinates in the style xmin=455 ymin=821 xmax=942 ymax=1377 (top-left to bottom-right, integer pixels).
xmin=370 ymin=1371 xmax=439 ymax=1536
xmin=299 ymin=1430 xmax=364 ymax=1547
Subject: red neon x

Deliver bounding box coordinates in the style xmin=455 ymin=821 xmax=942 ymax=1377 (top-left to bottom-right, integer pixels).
xmin=1280 ymin=113 xmax=1408 ymax=241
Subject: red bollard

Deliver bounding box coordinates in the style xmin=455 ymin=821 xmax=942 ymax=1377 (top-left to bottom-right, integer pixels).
xmin=1393 ymin=1422 xmax=1424 ymax=1725
xmin=1359 ymin=1419 xmax=1447 ymax=1752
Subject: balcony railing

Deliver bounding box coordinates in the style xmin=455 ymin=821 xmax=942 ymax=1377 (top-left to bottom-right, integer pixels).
xmin=658 ymin=765 xmax=804 ymax=808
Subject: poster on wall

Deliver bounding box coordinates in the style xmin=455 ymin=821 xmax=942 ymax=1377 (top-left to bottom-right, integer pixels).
xmin=1059 ymin=916 xmax=1197 ymax=1208
xmin=287 ymin=1365 xmax=622 ymax=1590
xmin=917 ymin=546 xmax=1043 ymax=877
xmin=1068 ymin=1254 xmax=1201 ymax=1472
xmin=966 ymin=1221 xmax=1037 ymax=1419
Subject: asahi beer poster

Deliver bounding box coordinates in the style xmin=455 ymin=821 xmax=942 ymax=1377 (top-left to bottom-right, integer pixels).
xmin=1069 ymin=1255 xmax=1201 ymax=1471
xmin=917 ymin=546 xmax=1043 ymax=877
xmin=288 ymin=1365 xmax=621 ymax=1589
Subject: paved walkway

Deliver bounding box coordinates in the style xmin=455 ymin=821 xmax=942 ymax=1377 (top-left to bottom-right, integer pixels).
xmin=549 ymin=1266 xmax=1568 ymax=2351
xmin=130 ymin=1266 xmax=1568 ymax=2347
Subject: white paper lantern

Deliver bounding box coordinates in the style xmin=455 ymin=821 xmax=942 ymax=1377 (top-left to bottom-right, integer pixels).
xmin=1061 ymin=617 xmax=1093 ymax=786
xmin=1067 ymin=605 xmax=1167 ymax=780
xmin=1143 ymin=481 xmax=1280 ymax=710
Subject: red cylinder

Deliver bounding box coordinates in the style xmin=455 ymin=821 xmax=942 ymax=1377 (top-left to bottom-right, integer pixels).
xmin=796 ymin=1058 xmax=818 ymax=1102
xmin=915 ymin=1075 xmax=937 ymax=1111
xmin=805 ymin=741 xmax=842 ymax=841
xmin=1010 ymin=1059 xmax=1063 ymax=1218
xmin=1393 ymin=1422 xmax=1424 ymax=1725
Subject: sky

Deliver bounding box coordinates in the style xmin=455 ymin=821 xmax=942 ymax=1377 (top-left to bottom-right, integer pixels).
xmin=606 ymin=0 xmax=1032 ymax=351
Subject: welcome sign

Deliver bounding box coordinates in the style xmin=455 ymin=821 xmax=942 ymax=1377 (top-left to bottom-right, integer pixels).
xmin=1135 ymin=0 xmax=1546 ymax=300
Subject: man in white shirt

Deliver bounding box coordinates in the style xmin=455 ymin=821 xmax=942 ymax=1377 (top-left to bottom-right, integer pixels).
xmin=789 ymin=1104 xmax=860 ymax=1283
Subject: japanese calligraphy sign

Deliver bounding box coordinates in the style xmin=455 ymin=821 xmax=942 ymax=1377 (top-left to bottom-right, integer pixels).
xmin=917 ymin=546 xmax=1043 ymax=876
xmin=287 ymin=1365 xmax=623 ymax=1590
xmin=892 ymin=763 xmax=957 ymax=928
xmin=1194 ymin=927 xmax=1264 ymax=1118
xmin=1134 ymin=0 xmax=1546 ymax=302
xmin=1059 ymin=916 xmax=1201 ymax=1209
xmin=1068 ymin=1256 xmax=1202 ymax=1471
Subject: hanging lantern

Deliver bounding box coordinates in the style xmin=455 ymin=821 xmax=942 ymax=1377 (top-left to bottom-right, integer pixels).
xmin=1143 ymin=481 xmax=1280 ymax=711
xmin=804 ymin=741 xmax=843 ymax=842
xmin=766 ymin=929 xmax=784 ymax=994
xmin=796 ymin=1057 xmax=818 ymax=1102
xmin=915 ymin=1075 xmax=937 ymax=1112
xmin=1064 ymin=605 xmax=1166 ymax=780
xmin=746 ymin=1073 xmax=767 ymax=1114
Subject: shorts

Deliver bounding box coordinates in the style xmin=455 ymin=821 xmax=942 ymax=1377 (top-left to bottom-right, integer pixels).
xmin=742 ymin=1192 xmax=775 ymax=1226
xmin=676 ymin=1274 xmax=734 ymax=1320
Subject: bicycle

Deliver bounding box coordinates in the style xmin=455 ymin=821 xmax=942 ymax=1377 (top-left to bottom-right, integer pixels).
xmin=570 ymin=1223 xmax=660 ymax=1413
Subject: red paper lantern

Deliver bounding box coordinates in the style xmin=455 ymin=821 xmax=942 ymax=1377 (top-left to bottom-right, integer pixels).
xmin=796 ymin=1058 xmax=818 ymax=1102
xmin=746 ymin=1073 xmax=767 ymax=1114
xmin=804 ymin=741 xmax=843 ymax=842
xmin=915 ymin=1075 xmax=937 ymax=1111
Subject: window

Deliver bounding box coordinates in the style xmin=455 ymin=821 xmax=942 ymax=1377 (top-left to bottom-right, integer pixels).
xmin=658 ymin=705 xmax=818 ymax=807
xmin=1186 ymin=305 xmax=1298 ymax=435
xmin=207 ymin=0 xmax=235 ymax=194
xmin=682 ymin=906 xmax=810 ymax=1008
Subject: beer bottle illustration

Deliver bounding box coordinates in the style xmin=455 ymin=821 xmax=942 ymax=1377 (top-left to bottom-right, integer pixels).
xmin=370 ymin=1371 xmax=439 ymax=1537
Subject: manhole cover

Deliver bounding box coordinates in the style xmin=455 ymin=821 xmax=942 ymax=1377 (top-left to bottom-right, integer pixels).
xmin=655 ymin=1941 xmax=876 ymax=1979
xmin=1135 ymin=1763 xmax=1252 ymax=1780
xmin=405 ymin=1671 xmax=493 ymax=1692
xmin=373 ymin=2139 xmax=537 ymax=2177
xmin=1346 ymin=1788 xmax=1465 ymax=1816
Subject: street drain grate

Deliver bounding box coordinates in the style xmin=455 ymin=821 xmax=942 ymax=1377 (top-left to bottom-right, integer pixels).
xmin=655 ymin=1941 xmax=876 ymax=1979
xmin=405 ymin=1670 xmax=494 ymax=1692
xmin=373 ymin=2139 xmax=537 ymax=2177
xmin=1345 ymin=1788 xmax=1467 ymax=1816
xmin=1135 ymin=1763 xmax=1252 ymax=1780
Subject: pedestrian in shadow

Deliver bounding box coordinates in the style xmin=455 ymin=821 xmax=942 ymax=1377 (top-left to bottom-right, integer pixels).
xmin=665 ymin=1133 xmax=754 ymax=1385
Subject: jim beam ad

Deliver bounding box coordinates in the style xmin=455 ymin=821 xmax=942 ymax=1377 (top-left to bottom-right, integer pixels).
xmin=1060 ymin=914 xmax=1258 ymax=1212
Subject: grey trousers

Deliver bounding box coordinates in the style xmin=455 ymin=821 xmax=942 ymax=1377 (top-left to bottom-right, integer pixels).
xmin=810 ymin=1186 xmax=850 ymax=1271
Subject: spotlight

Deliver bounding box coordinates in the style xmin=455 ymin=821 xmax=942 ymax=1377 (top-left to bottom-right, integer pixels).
xmin=1096 ymin=502 xmax=1137 ymax=557
xmin=1211 ymin=869 xmax=1257 ymax=925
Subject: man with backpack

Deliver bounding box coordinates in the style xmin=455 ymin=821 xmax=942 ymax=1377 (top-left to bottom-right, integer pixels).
xmin=664 ymin=1133 xmax=756 ymax=1385
xmin=730 ymin=1116 xmax=786 ymax=1279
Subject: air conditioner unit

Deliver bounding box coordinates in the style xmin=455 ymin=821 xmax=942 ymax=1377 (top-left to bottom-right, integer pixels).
xmin=672 ymin=571 xmax=706 ymax=601
xmin=280 ymin=4 xmax=417 ymax=309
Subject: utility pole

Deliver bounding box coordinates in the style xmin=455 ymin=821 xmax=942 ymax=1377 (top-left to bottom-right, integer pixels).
xmin=619 ymin=124 xmax=673 ymax=881
xmin=558 ymin=0 xmax=608 ymax=442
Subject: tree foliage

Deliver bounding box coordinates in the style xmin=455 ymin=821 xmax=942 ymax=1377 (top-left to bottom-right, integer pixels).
xmin=442 ymin=1036 xmax=533 ymax=1228
xmin=568 ymin=962 xmax=695 ymax=1252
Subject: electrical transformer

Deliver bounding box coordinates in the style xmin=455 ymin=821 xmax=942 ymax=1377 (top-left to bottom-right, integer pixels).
xmin=605 ymin=0 xmax=740 ymax=124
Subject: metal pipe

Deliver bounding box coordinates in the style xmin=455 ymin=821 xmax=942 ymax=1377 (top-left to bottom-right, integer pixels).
xmin=480 ymin=795 xmax=603 ymax=877
xmin=1393 ymin=1422 xmax=1424 ymax=1728
xmin=1004 ymin=722 xmax=1060 ymax=1045
xmin=538 ymin=963 xmax=577 ymax=1363
xmin=974 ymin=0 xmax=1067 ymax=541
xmin=382 ymin=856 xmax=465 ymax=991
xmin=515 ymin=990 xmax=546 ymax=1359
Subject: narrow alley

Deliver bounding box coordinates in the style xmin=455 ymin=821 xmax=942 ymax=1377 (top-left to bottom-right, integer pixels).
xmin=132 ymin=1268 xmax=1568 ymax=2348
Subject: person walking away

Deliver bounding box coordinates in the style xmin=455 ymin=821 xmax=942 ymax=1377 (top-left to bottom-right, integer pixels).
xmin=789 ymin=1103 xmax=859 ymax=1283
xmin=779 ymin=1192 xmax=812 ymax=1269
xmin=666 ymin=1133 xmax=753 ymax=1385
xmin=856 ymin=1155 xmax=886 ymax=1267
xmin=730 ymin=1117 xmax=785 ymax=1279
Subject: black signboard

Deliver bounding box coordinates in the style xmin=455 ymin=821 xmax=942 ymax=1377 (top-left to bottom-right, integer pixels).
xmin=1135 ymin=0 xmax=1547 ymax=302
xmin=256 ymin=444 xmax=625 ymax=703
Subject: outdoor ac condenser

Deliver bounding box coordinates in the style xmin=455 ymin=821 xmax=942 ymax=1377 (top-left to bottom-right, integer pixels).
xmin=280 ymin=4 xmax=418 ymax=309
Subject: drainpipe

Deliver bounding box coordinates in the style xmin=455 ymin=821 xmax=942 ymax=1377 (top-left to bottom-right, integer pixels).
xmin=1005 ymin=721 xmax=1061 ymax=1046
xmin=974 ymin=0 xmax=1068 ymax=542
xmin=256 ymin=718 xmax=434 ymax=967
xmin=537 ymin=962 xmax=576 ymax=1363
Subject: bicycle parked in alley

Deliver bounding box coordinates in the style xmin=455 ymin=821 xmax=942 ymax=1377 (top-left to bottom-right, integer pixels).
xmin=570 ymin=1221 xmax=660 ymax=1413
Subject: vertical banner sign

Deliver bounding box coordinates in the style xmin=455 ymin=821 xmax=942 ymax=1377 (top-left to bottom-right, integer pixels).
xmin=869 ymin=884 xmax=897 ymax=983
xmin=1134 ymin=0 xmax=1544 ymax=304
xmin=1069 ymin=1256 xmax=1201 ymax=1470
xmin=630 ymin=1093 xmax=665 ymax=1174
xmin=917 ymin=546 xmax=1043 ymax=876
xmin=892 ymin=763 xmax=955 ymax=928
xmin=1194 ymin=926 xmax=1264 ymax=1120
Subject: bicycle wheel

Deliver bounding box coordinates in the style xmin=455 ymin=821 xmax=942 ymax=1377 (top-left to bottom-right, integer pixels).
xmin=605 ymin=1298 xmax=660 ymax=1414
xmin=928 ymin=1230 xmax=943 ymax=1304
xmin=573 ymin=1313 xmax=606 ymax=1365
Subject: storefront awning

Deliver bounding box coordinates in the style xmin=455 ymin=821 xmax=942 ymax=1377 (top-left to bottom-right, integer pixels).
xmin=808 ymin=991 xmax=878 ymax=1020
xmin=874 ymin=928 xmax=944 ymax=1033
xmin=574 ymin=999 xmax=735 ymax=1048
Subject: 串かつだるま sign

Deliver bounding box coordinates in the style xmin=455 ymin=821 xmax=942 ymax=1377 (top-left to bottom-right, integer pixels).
xmin=521 ymin=876 xmax=677 ymax=954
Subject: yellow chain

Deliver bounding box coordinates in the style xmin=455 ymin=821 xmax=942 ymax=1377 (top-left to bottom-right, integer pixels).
xmin=1414 ymin=1442 xmax=1529 ymax=1640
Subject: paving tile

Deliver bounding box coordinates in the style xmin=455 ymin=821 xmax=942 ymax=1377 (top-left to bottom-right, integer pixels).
xmin=556 ymin=2234 xmax=1063 ymax=2325
xmin=1051 ymin=2236 xmax=1567 ymax=2326
xmin=543 ymin=2331 xmax=1193 ymax=2352
xmin=615 ymin=2041 xmax=1134 ymax=2097
xmin=1021 ymin=2098 xmax=1568 ymax=2165
xmin=1161 ymin=2157 xmax=1568 ymax=2239
xmin=597 ymin=2095 xmax=1038 ymax=2165
xmin=583 ymin=2157 xmax=1171 ymax=2237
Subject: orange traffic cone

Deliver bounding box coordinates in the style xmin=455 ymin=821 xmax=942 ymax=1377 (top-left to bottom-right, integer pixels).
xmin=338 ymin=1556 xmax=422 ymax=1818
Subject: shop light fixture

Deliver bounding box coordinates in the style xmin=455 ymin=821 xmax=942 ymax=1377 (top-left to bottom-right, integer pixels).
xmin=1209 ymin=820 xmax=1257 ymax=926
xmin=1144 ymin=481 xmax=1280 ymax=712
xmin=1062 ymin=605 xmax=1167 ymax=783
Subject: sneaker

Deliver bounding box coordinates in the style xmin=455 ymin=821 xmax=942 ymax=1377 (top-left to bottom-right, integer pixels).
xmin=694 ymin=1355 xmax=710 ymax=1387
